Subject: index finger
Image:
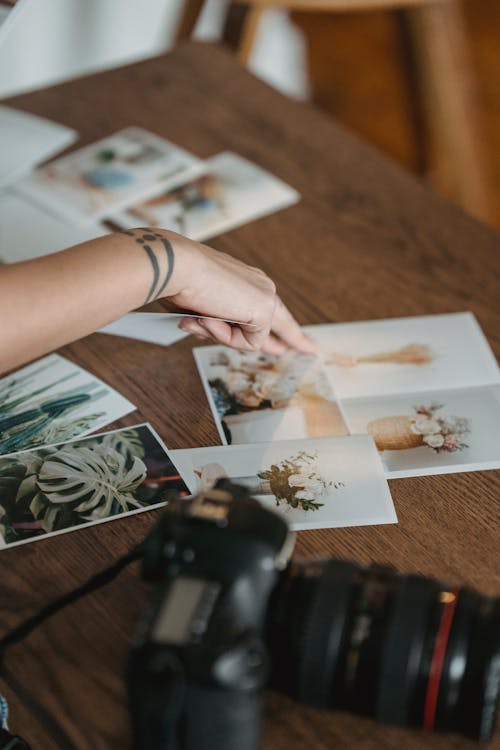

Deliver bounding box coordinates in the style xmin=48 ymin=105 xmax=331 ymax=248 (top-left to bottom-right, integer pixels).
xmin=270 ymin=298 xmax=319 ymax=353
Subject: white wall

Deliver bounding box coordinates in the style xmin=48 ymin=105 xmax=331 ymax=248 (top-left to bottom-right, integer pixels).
xmin=0 ymin=0 xmax=308 ymax=100
xmin=0 ymin=0 xmax=183 ymax=98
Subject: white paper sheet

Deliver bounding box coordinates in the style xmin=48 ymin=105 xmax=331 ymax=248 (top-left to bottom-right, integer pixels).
xmin=0 ymin=191 xmax=107 ymax=263
xmin=0 ymin=105 xmax=77 ymax=189
xmin=98 ymin=313 xmax=189 ymax=347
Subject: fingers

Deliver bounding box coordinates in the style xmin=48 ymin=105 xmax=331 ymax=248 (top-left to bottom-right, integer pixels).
xmin=178 ymin=318 xmax=212 ymax=340
xmin=196 ymin=317 xmax=271 ymax=352
xmin=270 ymin=298 xmax=319 ymax=354
xmin=179 ymin=299 xmax=318 ymax=355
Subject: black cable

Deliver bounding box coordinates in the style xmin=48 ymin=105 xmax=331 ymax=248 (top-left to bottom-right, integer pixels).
xmin=0 ymin=543 xmax=144 ymax=667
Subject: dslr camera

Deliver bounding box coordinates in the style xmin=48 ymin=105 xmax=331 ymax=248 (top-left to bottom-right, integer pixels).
xmin=127 ymin=480 xmax=500 ymax=750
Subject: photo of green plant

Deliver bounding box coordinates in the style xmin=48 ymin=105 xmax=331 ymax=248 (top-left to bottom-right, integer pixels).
xmin=0 ymin=353 xmax=135 ymax=455
xmin=0 ymin=423 xmax=189 ymax=548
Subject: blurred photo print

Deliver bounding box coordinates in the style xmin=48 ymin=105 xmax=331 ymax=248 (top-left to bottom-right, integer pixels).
xmin=111 ymin=151 xmax=299 ymax=241
xmin=16 ymin=127 xmax=202 ymax=224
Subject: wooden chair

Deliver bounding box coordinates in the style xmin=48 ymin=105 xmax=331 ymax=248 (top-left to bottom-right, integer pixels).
xmin=176 ymin=0 xmax=489 ymax=221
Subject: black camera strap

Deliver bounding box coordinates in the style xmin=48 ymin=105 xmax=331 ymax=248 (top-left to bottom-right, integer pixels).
xmin=0 ymin=543 xmax=144 ymax=666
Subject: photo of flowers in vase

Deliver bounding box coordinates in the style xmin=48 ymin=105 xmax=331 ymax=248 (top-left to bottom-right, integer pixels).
xmin=0 ymin=353 xmax=135 ymax=456
xmin=171 ymin=436 xmax=396 ymax=530
xmin=193 ymin=346 xmax=348 ymax=445
xmin=0 ymin=423 xmax=189 ymax=548
xmin=342 ymin=387 xmax=500 ymax=477
xmin=304 ymin=312 xmax=500 ymax=399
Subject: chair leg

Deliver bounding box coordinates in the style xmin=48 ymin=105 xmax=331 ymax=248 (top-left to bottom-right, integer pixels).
xmin=175 ymin=0 xmax=206 ymax=43
xmin=403 ymin=0 xmax=490 ymax=221
xmin=222 ymin=3 xmax=267 ymax=66
xmin=237 ymin=5 xmax=267 ymax=65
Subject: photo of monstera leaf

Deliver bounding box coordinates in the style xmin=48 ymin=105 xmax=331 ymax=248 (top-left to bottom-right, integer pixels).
xmin=0 ymin=424 xmax=189 ymax=547
xmin=33 ymin=446 xmax=147 ymax=530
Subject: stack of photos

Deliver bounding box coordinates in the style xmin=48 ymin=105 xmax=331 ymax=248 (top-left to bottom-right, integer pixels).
xmin=0 ymin=353 xmax=135 ymax=455
xmin=0 ymin=423 xmax=189 ymax=548
xmin=194 ymin=313 xmax=500 ymax=478
xmin=3 ymin=132 xmax=300 ymax=268
xmin=15 ymin=127 xmax=203 ymax=225
xmin=111 ymin=151 xmax=299 ymax=241
xmin=172 ymin=435 xmax=396 ymax=531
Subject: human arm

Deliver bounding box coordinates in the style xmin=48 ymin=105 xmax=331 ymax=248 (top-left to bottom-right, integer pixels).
xmin=0 ymin=228 xmax=317 ymax=374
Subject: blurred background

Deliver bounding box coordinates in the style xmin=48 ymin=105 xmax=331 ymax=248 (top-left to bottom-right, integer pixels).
xmin=1 ymin=0 xmax=499 ymax=228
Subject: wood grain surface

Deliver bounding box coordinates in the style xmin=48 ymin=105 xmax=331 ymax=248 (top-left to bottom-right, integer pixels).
xmin=2 ymin=42 xmax=499 ymax=750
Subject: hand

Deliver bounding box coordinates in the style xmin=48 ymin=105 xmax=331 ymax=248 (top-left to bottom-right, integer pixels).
xmin=164 ymin=234 xmax=318 ymax=355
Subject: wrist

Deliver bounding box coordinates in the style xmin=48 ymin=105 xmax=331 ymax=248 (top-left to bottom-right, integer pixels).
xmin=116 ymin=227 xmax=199 ymax=304
xmin=155 ymin=229 xmax=201 ymax=300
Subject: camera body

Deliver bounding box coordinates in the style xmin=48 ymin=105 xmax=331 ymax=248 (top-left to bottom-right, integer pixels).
xmin=128 ymin=481 xmax=500 ymax=749
xmin=127 ymin=480 xmax=294 ymax=750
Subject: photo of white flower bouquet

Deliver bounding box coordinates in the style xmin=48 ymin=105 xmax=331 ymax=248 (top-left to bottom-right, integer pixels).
xmin=409 ymin=404 xmax=469 ymax=452
xmin=171 ymin=436 xmax=397 ymax=530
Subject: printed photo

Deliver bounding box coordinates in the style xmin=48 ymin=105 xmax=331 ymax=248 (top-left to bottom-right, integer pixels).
xmin=171 ymin=435 xmax=396 ymax=530
xmin=0 ymin=423 xmax=190 ymax=548
xmin=305 ymin=313 xmax=500 ymax=399
xmin=111 ymin=151 xmax=299 ymax=241
xmin=16 ymin=127 xmax=202 ymax=225
xmin=193 ymin=346 xmax=349 ymax=445
xmin=0 ymin=353 xmax=135 ymax=455
xmin=342 ymin=386 xmax=500 ymax=477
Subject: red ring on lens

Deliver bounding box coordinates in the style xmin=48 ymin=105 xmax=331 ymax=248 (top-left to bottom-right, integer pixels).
xmin=423 ymin=588 xmax=460 ymax=732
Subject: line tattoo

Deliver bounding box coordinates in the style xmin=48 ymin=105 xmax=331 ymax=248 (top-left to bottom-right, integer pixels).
xmin=120 ymin=229 xmax=175 ymax=303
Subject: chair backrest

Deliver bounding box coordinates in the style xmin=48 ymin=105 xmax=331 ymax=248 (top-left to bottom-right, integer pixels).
xmin=175 ymin=0 xmax=453 ymax=44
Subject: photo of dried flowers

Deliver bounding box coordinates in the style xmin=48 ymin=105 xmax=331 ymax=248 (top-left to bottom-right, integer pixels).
xmin=0 ymin=423 xmax=189 ymax=548
xmin=193 ymin=346 xmax=348 ymax=445
xmin=0 ymin=353 xmax=135 ymax=456
xmin=342 ymin=387 xmax=500 ymax=477
xmin=171 ymin=436 xmax=396 ymax=530
xmin=305 ymin=312 xmax=500 ymax=399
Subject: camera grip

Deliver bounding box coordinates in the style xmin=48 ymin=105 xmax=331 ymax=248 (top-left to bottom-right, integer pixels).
xmin=183 ymin=685 xmax=263 ymax=750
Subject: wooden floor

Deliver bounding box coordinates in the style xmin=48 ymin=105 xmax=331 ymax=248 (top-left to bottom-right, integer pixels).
xmin=291 ymin=0 xmax=500 ymax=229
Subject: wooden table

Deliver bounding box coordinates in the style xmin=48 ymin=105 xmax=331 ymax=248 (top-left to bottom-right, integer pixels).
xmin=2 ymin=42 xmax=499 ymax=750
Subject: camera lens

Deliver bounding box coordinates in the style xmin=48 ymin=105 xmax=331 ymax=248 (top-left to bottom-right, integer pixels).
xmin=266 ymin=560 xmax=500 ymax=741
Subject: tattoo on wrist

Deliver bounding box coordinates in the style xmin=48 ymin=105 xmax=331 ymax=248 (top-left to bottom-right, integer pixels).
xmin=119 ymin=229 xmax=175 ymax=304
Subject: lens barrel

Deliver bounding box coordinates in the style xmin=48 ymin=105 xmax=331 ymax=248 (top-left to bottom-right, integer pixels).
xmin=267 ymin=560 xmax=500 ymax=741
